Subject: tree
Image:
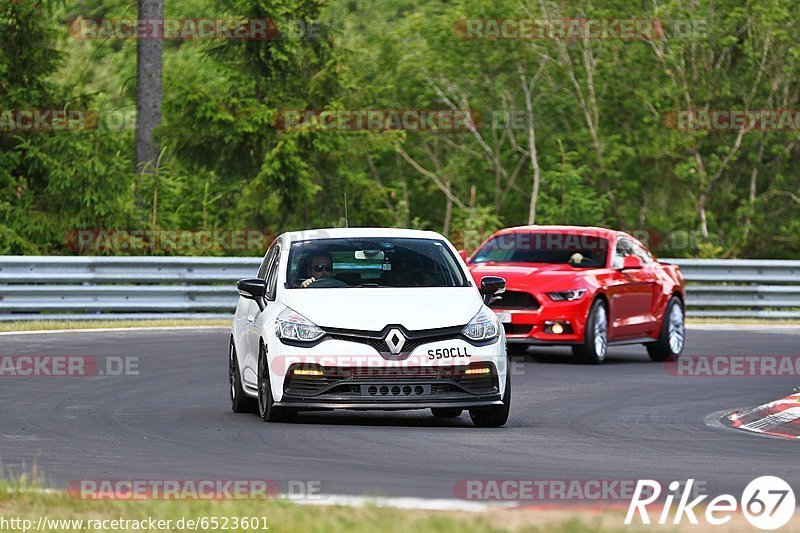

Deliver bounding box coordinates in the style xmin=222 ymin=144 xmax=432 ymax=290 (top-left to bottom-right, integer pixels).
xmin=135 ymin=0 xmax=163 ymax=186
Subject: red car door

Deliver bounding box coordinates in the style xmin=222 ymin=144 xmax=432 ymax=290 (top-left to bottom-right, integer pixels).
xmin=606 ymin=238 xmax=656 ymax=338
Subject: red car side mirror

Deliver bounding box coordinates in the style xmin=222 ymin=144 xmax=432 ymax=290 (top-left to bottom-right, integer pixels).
xmin=622 ymin=255 xmax=644 ymax=270
xmin=458 ymin=249 xmax=469 ymax=262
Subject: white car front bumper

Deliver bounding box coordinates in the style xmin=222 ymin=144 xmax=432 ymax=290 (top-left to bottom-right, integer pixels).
xmin=267 ymin=329 xmax=507 ymax=409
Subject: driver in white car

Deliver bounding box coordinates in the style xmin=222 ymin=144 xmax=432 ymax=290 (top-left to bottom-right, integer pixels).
xmin=300 ymin=252 xmax=334 ymax=287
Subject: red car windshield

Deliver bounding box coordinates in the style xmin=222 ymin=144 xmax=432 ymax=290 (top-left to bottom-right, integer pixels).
xmin=472 ymin=233 xmax=609 ymax=268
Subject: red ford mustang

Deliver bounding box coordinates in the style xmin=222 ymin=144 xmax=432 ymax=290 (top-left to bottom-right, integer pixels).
xmin=463 ymin=226 xmax=685 ymax=363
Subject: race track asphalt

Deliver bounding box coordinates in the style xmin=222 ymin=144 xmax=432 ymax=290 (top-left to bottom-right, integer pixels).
xmin=1 ymin=327 xmax=798 ymax=500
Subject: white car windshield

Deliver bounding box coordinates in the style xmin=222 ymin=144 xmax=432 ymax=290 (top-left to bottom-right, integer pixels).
xmin=287 ymin=238 xmax=470 ymax=288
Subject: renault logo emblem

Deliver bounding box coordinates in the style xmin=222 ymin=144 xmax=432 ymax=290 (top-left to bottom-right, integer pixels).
xmin=385 ymin=328 xmax=406 ymax=355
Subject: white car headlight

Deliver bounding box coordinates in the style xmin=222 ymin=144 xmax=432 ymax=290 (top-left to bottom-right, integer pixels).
xmin=275 ymin=308 xmax=325 ymax=343
xmin=547 ymin=289 xmax=587 ymax=301
xmin=462 ymin=307 xmax=500 ymax=342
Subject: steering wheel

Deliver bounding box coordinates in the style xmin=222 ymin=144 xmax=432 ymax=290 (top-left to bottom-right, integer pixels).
xmin=305 ymin=277 xmax=348 ymax=288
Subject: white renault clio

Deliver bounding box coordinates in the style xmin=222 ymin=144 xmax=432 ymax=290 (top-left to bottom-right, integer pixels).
xmin=229 ymin=228 xmax=510 ymax=427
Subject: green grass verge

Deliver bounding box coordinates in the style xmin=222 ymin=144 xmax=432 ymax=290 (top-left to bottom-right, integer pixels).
xmin=0 ymin=483 xmax=637 ymax=533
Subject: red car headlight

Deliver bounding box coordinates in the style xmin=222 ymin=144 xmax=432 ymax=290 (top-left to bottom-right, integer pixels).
xmin=546 ymin=289 xmax=587 ymax=302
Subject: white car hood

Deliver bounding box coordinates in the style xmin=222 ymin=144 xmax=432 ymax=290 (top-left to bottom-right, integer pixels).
xmin=281 ymin=287 xmax=483 ymax=331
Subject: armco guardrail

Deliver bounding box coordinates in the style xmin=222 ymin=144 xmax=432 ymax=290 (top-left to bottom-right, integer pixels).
xmin=663 ymin=259 xmax=800 ymax=319
xmin=0 ymin=257 xmax=259 ymax=321
xmin=0 ymin=256 xmax=798 ymax=320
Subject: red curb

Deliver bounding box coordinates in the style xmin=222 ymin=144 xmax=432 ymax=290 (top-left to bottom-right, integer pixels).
xmin=729 ymin=392 xmax=800 ymax=439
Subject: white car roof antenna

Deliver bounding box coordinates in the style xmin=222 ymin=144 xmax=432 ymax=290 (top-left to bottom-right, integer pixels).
xmin=344 ymin=192 xmax=349 ymax=228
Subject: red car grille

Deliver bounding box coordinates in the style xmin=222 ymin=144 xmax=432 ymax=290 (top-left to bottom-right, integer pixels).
xmin=489 ymin=290 xmax=539 ymax=310
xmin=502 ymin=324 xmax=533 ymax=336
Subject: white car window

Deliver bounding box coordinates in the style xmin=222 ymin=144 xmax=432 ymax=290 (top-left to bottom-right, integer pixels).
xmin=286 ymin=238 xmax=469 ymax=288
xmin=256 ymin=248 xmax=273 ymax=280
xmin=265 ymin=243 xmax=281 ymax=300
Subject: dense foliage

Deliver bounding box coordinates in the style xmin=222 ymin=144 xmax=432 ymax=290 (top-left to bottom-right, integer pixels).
xmin=1 ymin=0 xmax=798 ymax=257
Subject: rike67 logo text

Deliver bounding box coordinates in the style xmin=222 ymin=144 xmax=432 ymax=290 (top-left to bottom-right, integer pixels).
xmin=626 ymin=476 xmax=795 ymax=530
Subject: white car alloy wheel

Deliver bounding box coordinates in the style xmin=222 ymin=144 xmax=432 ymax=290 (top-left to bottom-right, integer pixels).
xmin=229 ymin=347 xmax=236 ymax=400
xmin=229 ymin=339 xmax=255 ymax=413
xmin=257 ymin=345 xmax=293 ymax=422
xmin=257 ymin=348 xmax=269 ymax=418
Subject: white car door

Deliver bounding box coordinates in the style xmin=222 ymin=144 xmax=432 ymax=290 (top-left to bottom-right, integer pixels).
xmin=240 ymin=242 xmax=280 ymax=381
xmin=234 ymin=248 xmax=268 ymax=370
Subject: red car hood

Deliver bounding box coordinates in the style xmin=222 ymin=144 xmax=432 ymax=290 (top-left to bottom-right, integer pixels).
xmin=468 ymin=262 xmax=594 ymax=293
